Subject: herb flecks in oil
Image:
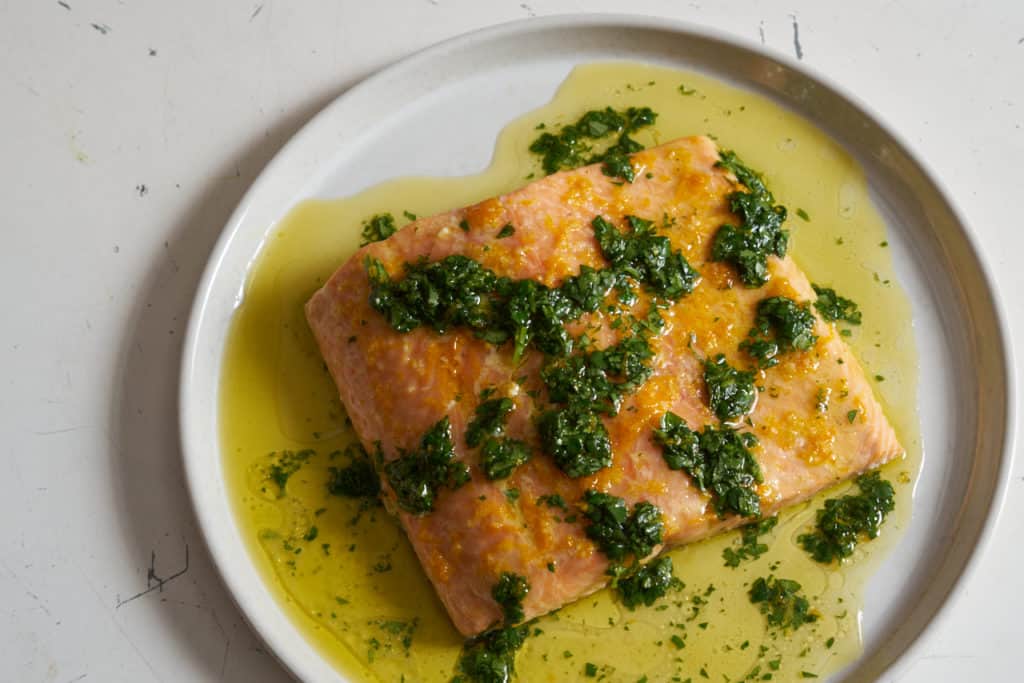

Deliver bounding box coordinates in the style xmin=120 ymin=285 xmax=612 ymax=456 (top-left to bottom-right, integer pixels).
xmin=529 ymin=106 xmax=658 ymax=182
xmin=722 ymin=516 xmax=777 ymax=567
xmin=798 ymin=471 xmax=895 ymax=563
xmin=359 ymin=213 xmax=398 ymax=246
xmin=748 ymin=576 xmax=818 ymax=631
xmin=616 ymin=555 xmax=680 ymax=609
xmin=267 ymin=449 xmax=315 ymax=497
xmin=327 ymin=443 xmax=381 ymax=498
xmin=454 ymin=624 xmax=530 ymax=683
xmin=812 ymin=284 xmax=863 ymax=326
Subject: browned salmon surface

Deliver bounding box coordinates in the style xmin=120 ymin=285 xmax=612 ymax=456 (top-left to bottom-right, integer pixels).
xmin=305 ymin=136 xmax=903 ymax=637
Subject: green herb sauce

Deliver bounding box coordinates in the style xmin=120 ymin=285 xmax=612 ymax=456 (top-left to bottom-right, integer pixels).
xmin=711 ymin=151 xmax=789 ymax=287
xmin=383 ymin=417 xmax=470 ymax=514
xmin=748 ymin=576 xmax=818 ymax=631
xmin=798 ymin=471 xmax=895 ymax=563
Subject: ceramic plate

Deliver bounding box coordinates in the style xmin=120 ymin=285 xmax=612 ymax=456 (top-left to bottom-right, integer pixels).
xmin=180 ymin=14 xmax=1014 ymax=682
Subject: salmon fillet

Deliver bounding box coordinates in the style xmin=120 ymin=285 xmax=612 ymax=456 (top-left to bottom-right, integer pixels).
xmin=305 ymin=136 xmax=903 ymax=637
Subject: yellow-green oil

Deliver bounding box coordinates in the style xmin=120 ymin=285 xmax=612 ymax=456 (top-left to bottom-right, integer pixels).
xmin=219 ymin=62 xmax=921 ymax=682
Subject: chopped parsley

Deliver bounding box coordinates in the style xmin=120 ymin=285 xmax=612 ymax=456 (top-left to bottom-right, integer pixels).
xmin=497 ymin=224 xmax=515 ymax=239
xmin=616 ymin=556 xmax=678 ymax=609
xmin=798 ymin=471 xmax=895 ymax=563
xmin=359 ymin=213 xmax=398 ymax=246
xmin=541 ymin=334 xmax=654 ymax=416
xmin=365 ymin=254 xmax=500 ymax=336
xmin=366 ymin=215 xmax=690 ymax=370
xmin=371 ymin=617 xmax=418 ymax=653
xmin=711 ymin=150 xmax=789 ymax=287
xmin=722 ymin=516 xmax=777 ymax=567
xmin=383 ymin=416 xmax=470 ymax=514
xmin=465 ymin=394 xmax=531 ymax=480
xmin=365 ymin=204 xmax=703 ymax=491
xmin=741 ymin=296 xmax=817 ymax=367
xmin=327 ymin=445 xmax=381 ymax=498
xmin=748 ymin=576 xmax=818 ymax=630
xmin=655 ymin=414 xmax=763 ymax=517
xmin=267 ymin=449 xmax=314 ymax=496
xmin=592 ymin=215 xmax=700 ymax=300
xmin=599 ymin=134 xmax=644 ymax=182
xmin=812 ymin=284 xmax=863 ymax=325
xmin=529 ymin=106 xmax=658 ymax=182
xmin=559 ymin=265 xmax=617 ymax=313
xmin=652 ymin=413 xmax=700 ymax=473
xmin=466 ymin=397 xmax=515 ymax=448
xmin=537 ymin=405 xmax=612 ymax=478
xmin=500 ymin=278 xmax=577 ymax=359
xmin=703 ymin=354 xmax=757 ymax=421
xmin=582 ymin=490 xmax=664 ymax=563
xmin=538 ymin=331 xmax=663 ymax=478
xmin=454 ymin=624 xmax=530 ymax=683
xmin=480 ymin=437 xmax=531 ymax=480
xmin=366 ymin=256 xmax=606 ymax=362
xmin=492 ymin=572 xmax=530 ymax=625
xmin=754 ymin=297 xmax=818 ymax=350
xmin=537 ymin=493 xmax=568 ymax=510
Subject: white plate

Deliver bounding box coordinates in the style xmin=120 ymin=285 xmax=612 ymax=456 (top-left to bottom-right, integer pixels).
xmin=180 ymin=14 xmax=1015 ymax=682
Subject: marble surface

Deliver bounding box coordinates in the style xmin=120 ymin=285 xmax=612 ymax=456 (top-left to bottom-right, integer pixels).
xmin=1 ymin=1 xmax=1021 ymax=681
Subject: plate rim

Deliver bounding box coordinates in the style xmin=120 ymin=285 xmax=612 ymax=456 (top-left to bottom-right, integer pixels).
xmin=179 ymin=12 xmax=1017 ymax=682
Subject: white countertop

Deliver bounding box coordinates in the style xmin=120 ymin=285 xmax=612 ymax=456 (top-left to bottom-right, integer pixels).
xmin=1 ymin=1 xmax=1021 ymax=681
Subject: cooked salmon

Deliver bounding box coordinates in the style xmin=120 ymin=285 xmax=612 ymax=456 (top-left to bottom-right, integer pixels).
xmin=305 ymin=136 xmax=903 ymax=637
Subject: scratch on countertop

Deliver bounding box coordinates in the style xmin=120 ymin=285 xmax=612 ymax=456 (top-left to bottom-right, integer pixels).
xmin=148 ymin=48 xmax=157 ymax=56
xmin=15 ymin=79 xmax=41 ymax=97
xmin=73 ymin=561 xmax=165 ymax=680
xmin=136 ymin=184 xmax=148 ymax=197
xmin=790 ymin=14 xmax=804 ymax=60
xmin=1018 ymin=37 xmax=1024 ymax=44
xmin=209 ymin=607 xmax=231 ymax=681
xmin=520 ymin=3 xmax=536 ymax=17
xmin=24 ymin=588 xmax=53 ymax=617
xmin=34 ymin=425 xmax=88 ymax=436
xmin=91 ymin=23 xmax=111 ymax=35
xmin=759 ymin=20 xmax=766 ymax=44
xmin=115 ymin=545 xmax=190 ymax=609
xmin=66 ymin=675 xmax=87 ymax=683
xmin=1 ymin=560 xmax=54 ymax=618
xmin=250 ymin=4 xmax=263 ymax=21
xmin=58 ymin=1 xmax=71 ymax=10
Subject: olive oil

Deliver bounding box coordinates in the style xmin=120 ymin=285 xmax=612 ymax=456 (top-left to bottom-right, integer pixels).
xmin=219 ymin=62 xmax=921 ymax=682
